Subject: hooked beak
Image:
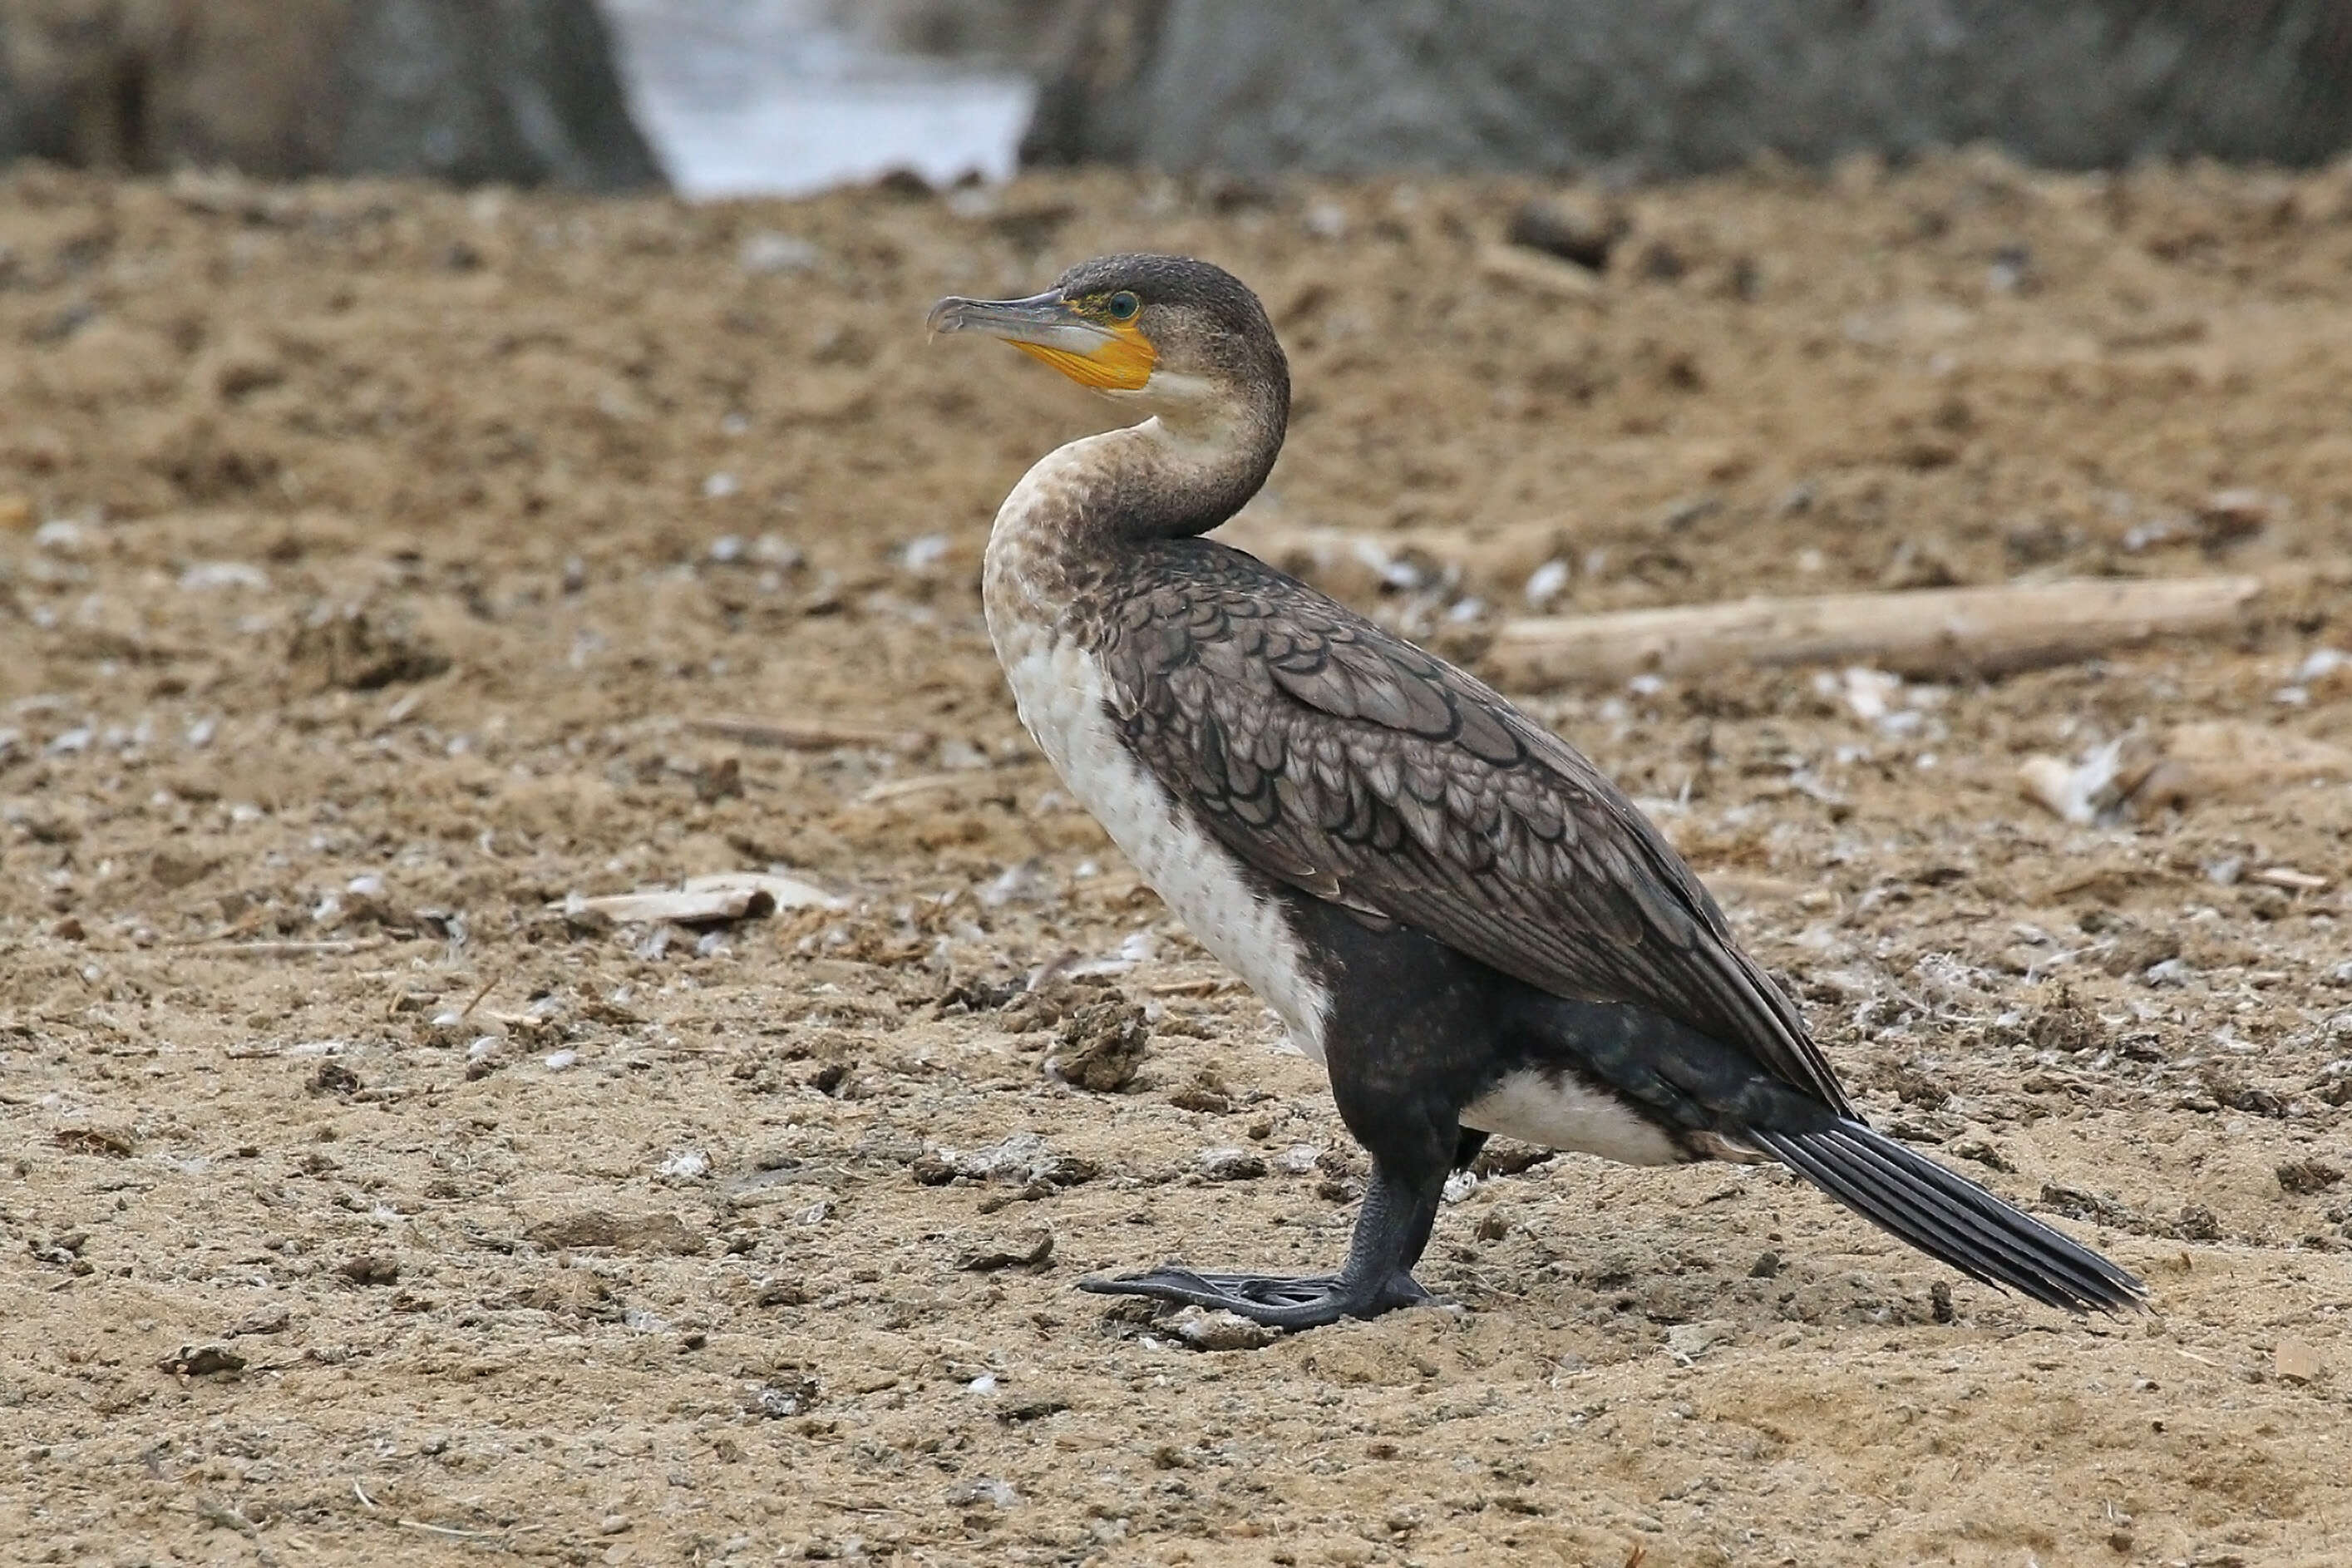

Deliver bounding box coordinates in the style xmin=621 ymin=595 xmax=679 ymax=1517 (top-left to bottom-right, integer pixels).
xmin=925 ymin=289 xmax=1156 ymax=392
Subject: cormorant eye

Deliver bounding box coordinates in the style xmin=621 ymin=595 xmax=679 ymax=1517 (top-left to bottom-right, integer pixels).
xmin=1106 ymin=291 xmax=1140 ymax=322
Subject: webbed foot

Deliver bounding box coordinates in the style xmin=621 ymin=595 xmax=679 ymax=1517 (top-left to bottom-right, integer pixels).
xmin=1079 ymin=1264 xmax=1433 ymax=1328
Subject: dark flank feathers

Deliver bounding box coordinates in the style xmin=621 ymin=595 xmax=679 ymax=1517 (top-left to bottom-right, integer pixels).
xmin=1095 ymin=533 xmax=2146 ymax=1314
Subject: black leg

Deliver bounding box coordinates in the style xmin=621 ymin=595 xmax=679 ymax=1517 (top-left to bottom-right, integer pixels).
xmin=1081 ymin=886 xmax=1504 ymax=1329
xmin=1392 ymin=1168 xmax=1447 ymax=1275
xmin=1079 ymin=1161 xmax=1447 ymax=1329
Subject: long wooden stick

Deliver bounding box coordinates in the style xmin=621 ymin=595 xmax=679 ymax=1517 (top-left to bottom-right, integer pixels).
xmin=688 ymin=714 xmax=930 ymax=753
xmin=1487 ymin=574 xmax=2263 ymax=685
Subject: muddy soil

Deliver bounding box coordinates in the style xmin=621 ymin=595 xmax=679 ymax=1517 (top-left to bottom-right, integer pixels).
xmin=2 ymin=154 xmax=2350 ymax=1566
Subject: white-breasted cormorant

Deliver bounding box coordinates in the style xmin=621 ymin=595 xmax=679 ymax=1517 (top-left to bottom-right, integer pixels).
xmin=928 ymin=254 xmax=2145 ymax=1328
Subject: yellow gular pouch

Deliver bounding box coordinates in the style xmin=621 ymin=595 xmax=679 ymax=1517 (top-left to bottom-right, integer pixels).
xmin=1012 ymin=320 xmax=1156 ymax=392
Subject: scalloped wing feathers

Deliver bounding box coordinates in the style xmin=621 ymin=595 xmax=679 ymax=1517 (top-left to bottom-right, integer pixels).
xmin=1098 ymin=538 xmax=1852 ymax=1117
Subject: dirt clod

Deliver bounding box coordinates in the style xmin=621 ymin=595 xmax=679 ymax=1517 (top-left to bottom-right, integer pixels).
xmin=2022 ymin=986 xmax=2103 ymax=1054
xmin=525 ymin=1211 xmax=703 ymax=1255
xmin=1197 ymin=1146 xmax=1267 ymax=1181
xmin=224 ymin=1309 xmax=291 ymax=1338
xmin=287 ymin=608 xmax=449 ymax=692
xmin=955 ymin=1226 xmax=1055 ymax=1272
xmin=1168 ymin=1082 xmax=1234 ymax=1113
xmin=1048 ymin=998 xmax=1151 ymax=1092
xmin=2275 ymin=1337 xmax=2325 ymax=1384
xmin=1507 ymin=197 xmax=1625 ymax=272
xmin=52 ymin=1126 xmax=135 ymax=1158
xmin=2278 ymin=1161 xmax=2345 ymax=1196
xmin=338 ymin=1255 xmax=399 ymax=1286
xmin=306 ymin=1061 xmax=361 ymax=1096
xmin=1472 ymin=1142 xmax=1556 ymax=1177
xmin=159 ymin=1344 xmax=246 ymax=1377
xmin=746 ymin=1376 xmax=819 ymax=1418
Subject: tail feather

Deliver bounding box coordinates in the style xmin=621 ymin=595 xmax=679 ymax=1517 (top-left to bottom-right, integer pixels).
xmin=1750 ymin=1121 xmax=2147 ymax=1315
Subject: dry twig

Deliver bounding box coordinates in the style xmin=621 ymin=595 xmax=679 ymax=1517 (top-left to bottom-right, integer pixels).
xmin=689 ymin=714 xmax=929 ymax=753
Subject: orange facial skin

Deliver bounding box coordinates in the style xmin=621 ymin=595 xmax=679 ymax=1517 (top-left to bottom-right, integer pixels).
xmin=1009 ymin=316 xmax=1156 ymax=391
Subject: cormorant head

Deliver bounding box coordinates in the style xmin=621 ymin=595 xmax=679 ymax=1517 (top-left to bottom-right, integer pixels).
xmin=927 ymin=254 xmax=1289 ymax=429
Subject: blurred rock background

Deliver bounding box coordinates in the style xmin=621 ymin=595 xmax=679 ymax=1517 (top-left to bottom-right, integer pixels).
xmin=0 ymin=0 xmax=663 ymax=189
xmin=817 ymin=0 xmax=1067 ymax=67
xmin=0 ymin=2 xmax=2346 ymax=194
xmin=1018 ymin=0 xmax=2352 ymax=177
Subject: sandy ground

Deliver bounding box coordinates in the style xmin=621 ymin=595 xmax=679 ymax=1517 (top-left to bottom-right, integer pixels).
xmin=2 ymin=152 xmax=2351 ymax=1566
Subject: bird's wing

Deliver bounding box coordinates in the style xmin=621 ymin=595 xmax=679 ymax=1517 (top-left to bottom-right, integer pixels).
xmin=1098 ymin=540 xmax=1852 ymax=1116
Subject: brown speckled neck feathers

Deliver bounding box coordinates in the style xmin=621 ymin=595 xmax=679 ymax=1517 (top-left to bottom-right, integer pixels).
xmin=1055 ymin=378 xmax=1286 ymax=545
xmin=1083 ymin=411 xmax=1285 ymax=546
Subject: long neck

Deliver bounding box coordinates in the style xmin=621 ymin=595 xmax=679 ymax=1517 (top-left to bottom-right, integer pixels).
xmin=1043 ymin=374 xmax=1289 ymax=543
xmin=983 ymin=377 xmax=1287 ymax=648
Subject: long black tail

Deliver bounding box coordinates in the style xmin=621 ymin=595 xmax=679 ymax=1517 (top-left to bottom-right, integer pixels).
xmin=1748 ymin=1121 xmax=2147 ymax=1314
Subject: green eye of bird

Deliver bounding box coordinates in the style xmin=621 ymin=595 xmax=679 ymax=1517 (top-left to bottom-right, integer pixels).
xmin=1106 ymin=290 xmax=1140 ymax=321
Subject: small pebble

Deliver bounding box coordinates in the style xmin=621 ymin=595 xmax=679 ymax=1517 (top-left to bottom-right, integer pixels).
xmin=739 ymin=231 xmax=819 ymax=274
xmin=33 ymin=519 xmax=86 ymax=553
xmin=1169 ymin=1307 xmax=1280 ymax=1352
xmin=1303 ymin=200 xmax=1348 ymax=239
xmin=955 ymin=1227 xmax=1053 ymax=1271
xmin=159 ymin=1343 xmax=246 ymax=1376
xmin=1197 ymin=1146 xmax=1266 ymax=1181
xmin=945 ymin=1477 xmax=1018 ymax=1508
xmin=1524 ymin=558 xmax=1570 ymax=607
xmin=179 ymin=560 xmax=269 ymax=592
xmin=2276 ymin=1337 xmax=2325 ymax=1384
xmin=747 ymin=1378 xmax=817 ymax=1418
xmin=1667 ymin=1321 xmax=1734 ymax=1359
xmin=657 ymin=1148 xmax=711 ymax=1180
xmin=979 ymin=860 xmax=1051 ymax=908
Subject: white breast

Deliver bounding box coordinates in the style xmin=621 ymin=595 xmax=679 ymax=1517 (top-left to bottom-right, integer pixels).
xmin=1460 ymin=1068 xmax=1684 ymax=1166
xmin=983 ymin=442 xmax=1333 ymax=1062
